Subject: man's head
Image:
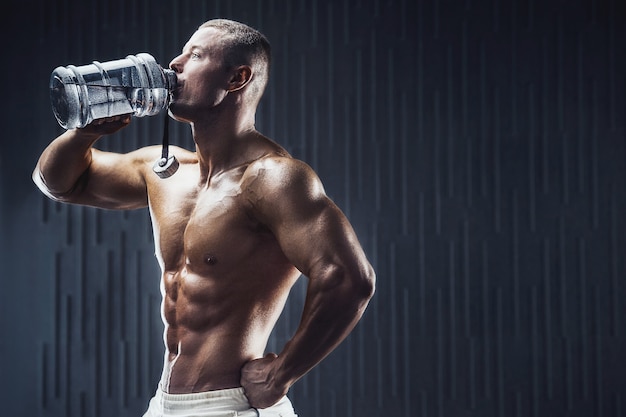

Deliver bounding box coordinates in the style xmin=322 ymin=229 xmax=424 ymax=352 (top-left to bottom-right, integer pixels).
xmin=198 ymin=19 xmax=271 ymax=103
xmin=168 ymin=19 xmax=271 ymax=122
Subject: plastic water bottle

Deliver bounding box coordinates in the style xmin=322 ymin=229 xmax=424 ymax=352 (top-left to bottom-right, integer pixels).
xmin=50 ymin=53 xmax=177 ymax=129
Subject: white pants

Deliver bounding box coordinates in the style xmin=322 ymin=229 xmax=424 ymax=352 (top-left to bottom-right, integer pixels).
xmin=142 ymin=387 xmax=298 ymax=417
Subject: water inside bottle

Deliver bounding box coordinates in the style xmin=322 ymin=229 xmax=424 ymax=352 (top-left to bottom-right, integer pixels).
xmin=129 ymin=87 xmax=169 ymax=116
xmin=87 ymin=85 xmax=133 ymax=120
xmin=54 ymin=84 xmax=169 ymax=122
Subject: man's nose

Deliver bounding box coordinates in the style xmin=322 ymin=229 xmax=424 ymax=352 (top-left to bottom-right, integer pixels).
xmin=169 ymin=55 xmax=183 ymax=73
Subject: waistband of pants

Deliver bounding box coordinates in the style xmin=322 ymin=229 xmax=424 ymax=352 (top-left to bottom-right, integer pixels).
xmin=158 ymin=387 xmax=247 ymax=402
xmin=155 ymin=386 xmax=250 ymax=410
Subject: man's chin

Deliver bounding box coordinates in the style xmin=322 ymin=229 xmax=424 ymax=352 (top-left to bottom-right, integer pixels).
xmin=167 ymin=105 xmax=190 ymax=123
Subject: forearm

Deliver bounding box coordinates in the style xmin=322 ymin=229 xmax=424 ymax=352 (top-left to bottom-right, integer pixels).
xmin=272 ymin=263 xmax=375 ymax=388
xmin=33 ymin=129 xmax=102 ymax=197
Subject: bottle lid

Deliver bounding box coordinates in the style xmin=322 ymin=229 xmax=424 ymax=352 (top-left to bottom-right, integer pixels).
xmin=152 ymin=155 xmax=179 ymax=178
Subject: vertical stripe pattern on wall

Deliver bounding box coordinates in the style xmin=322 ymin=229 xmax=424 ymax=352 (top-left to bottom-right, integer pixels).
xmin=1 ymin=0 xmax=624 ymax=416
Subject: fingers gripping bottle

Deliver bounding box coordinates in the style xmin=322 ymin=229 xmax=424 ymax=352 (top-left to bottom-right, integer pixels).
xmin=49 ymin=53 xmax=179 ymax=178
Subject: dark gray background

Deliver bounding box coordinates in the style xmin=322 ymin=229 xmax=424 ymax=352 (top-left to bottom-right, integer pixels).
xmin=1 ymin=0 xmax=625 ymax=416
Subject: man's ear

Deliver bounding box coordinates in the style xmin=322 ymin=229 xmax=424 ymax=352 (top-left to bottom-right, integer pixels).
xmin=228 ymin=65 xmax=253 ymax=92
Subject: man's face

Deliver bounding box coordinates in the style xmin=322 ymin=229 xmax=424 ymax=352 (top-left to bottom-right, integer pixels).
xmin=167 ymin=27 xmax=231 ymax=121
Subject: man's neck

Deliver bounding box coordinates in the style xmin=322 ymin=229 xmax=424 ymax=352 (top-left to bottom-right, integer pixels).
xmin=190 ymin=111 xmax=258 ymax=185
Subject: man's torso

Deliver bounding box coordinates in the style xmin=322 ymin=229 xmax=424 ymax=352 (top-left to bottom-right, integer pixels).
xmin=145 ymin=149 xmax=301 ymax=393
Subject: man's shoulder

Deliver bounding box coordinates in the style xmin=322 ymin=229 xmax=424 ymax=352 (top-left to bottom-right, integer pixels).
xmin=244 ymin=154 xmax=320 ymax=189
xmin=241 ymin=154 xmax=325 ymax=211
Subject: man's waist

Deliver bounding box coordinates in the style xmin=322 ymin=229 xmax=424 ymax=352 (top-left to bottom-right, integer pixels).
xmin=156 ymin=385 xmax=248 ymax=402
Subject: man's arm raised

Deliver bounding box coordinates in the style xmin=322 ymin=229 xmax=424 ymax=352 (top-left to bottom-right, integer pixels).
xmin=240 ymin=156 xmax=376 ymax=408
xmin=33 ymin=115 xmax=151 ymax=210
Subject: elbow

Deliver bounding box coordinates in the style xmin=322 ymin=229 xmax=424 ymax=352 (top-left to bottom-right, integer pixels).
xmin=310 ymin=260 xmax=376 ymax=307
xmin=32 ymin=166 xmax=57 ymax=200
xmin=344 ymin=263 xmax=375 ymax=314
xmin=32 ymin=166 xmax=70 ymax=202
xmin=323 ymin=262 xmax=376 ymax=305
xmin=359 ymin=263 xmax=376 ymax=303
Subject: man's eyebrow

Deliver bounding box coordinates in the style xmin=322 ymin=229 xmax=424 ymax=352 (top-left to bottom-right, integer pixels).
xmin=180 ymin=43 xmax=192 ymax=53
xmin=182 ymin=44 xmax=207 ymax=53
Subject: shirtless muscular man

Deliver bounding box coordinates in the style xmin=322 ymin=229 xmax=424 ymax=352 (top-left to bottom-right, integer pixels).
xmin=33 ymin=19 xmax=375 ymax=417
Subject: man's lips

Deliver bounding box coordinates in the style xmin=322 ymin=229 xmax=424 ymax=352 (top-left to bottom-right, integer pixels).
xmin=169 ymin=82 xmax=182 ymax=99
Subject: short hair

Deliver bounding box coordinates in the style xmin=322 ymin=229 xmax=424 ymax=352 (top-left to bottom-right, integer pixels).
xmin=199 ymin=19 xmax=271 ymax=102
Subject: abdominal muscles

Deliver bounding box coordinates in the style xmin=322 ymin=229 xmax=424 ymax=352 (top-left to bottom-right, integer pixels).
xmin=158 ymin=260 xmax=298 ymax=394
